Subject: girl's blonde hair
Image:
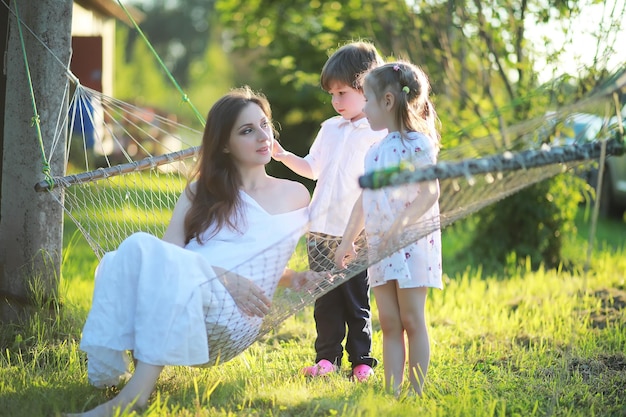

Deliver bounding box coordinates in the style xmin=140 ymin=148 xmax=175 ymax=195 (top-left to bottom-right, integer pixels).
xmin=363 ymin=61 xmax=440 ymax=144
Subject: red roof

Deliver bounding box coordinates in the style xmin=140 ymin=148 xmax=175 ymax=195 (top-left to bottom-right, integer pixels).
xmin=74 ymin=0 xmax=145 ymax=26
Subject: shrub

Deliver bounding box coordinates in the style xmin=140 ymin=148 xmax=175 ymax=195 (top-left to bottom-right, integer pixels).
xmin=467 ymin=172 xmax=586 ymax=273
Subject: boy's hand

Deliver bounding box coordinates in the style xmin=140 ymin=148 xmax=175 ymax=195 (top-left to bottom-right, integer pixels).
xmin=271 ymin=139 xmax=289 ymax=161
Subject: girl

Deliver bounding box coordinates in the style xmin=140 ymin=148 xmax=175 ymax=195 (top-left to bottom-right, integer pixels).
xmin=335 ymin=61 xmax=442 ymax=396
xmin=66 ymin=87 xmax=317 ymax=417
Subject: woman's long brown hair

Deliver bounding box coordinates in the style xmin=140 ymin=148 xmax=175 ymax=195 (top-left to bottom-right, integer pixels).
xmin=184 ymin=86 xmax=273 ymax=244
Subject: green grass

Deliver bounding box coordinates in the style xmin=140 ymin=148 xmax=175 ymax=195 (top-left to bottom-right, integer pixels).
xmin=1 ymin=207 xmax=625 ymax=416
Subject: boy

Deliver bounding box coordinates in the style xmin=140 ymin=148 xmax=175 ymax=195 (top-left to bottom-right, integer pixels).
xmin=272 ymin=41 xmax=386 ymax=381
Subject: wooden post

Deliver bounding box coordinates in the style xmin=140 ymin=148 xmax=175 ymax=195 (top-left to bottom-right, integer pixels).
xmin=0 ymin=0 xmax=72 ymax=321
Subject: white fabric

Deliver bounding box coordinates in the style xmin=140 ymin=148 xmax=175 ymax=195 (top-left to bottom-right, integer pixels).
xmin=80 ymin=191 xmax=308 ymax=387
xmin=363 ymin=131 xmax=443 ymax=289
xmin=304 ymin=116 xmax=386 ymax=236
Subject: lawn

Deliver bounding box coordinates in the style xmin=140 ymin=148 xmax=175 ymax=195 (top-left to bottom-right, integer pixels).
xmin=0 ymin=203 xmax=624 ymax=416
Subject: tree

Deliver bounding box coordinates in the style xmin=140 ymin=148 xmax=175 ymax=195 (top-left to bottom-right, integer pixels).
xmin=0 ymin=0 xmax=72 ymax=322
xmin=214 ymin=0 xmax=440 ymax=184
xmin=125 ymin=0 xmax=216 ymax=87
xmin=114 ymin=3 xmax=233 ymax=130
xmin=114 ymin=25 xmax=181 ymax=113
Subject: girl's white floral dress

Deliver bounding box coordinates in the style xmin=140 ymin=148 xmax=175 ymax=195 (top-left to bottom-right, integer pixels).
xmin=363 ymin=131 xmax=443 ymax=289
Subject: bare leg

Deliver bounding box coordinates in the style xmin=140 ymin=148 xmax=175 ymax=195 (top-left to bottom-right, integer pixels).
xmin=373 ymin=283 xmax=405 ymax=395
xmin=397 ymin=286 xmax=429 ymax=396
xmin=65 ymin=361 xmax=163 ymax=417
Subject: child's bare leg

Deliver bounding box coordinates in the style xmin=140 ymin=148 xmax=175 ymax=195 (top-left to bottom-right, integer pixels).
xmin=373 ymin=283 xmax=405 ymax=395
xmin=65 ymin=361 xmax=163 ymax=417
xmin=398 ymin=287 xmax=429 ymax=396
xmin=382 ymin=328 xmax=406 ymax=395
xmin=407 ymin=325 xmax=429 ymax=396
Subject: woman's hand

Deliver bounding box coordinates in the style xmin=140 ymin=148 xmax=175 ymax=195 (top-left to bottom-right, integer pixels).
xmin=213 ymin=267 xmax=271 ymax=318
xmin=334 ymin=240 xmax=357 ymax=269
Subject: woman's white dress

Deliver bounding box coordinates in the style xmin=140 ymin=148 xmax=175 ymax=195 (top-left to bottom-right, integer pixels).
xmin=79 ymin=191 xmax=308 ymax=387
xmin=363 ymin=131 xmax=443 ymax=289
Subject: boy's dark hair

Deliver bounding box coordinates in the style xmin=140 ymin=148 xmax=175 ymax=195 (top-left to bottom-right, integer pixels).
xmin=320 ymin=41 xmax=384 ymax=92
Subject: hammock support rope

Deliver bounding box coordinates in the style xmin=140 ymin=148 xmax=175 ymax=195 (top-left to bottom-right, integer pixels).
xmin=13 ymin=0 xmax=54 ymax=189
xmin=359 ymin=138 xmax=625 ymax=190
xmin=115 ymin=0 xmax=206 ymax=128
xmin=34 ymin=146 xmax=200 ymax=192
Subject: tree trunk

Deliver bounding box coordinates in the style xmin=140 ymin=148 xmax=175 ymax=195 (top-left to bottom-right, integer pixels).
xmin=0 ymin=1 xmax=8 ymax=218
xmin=0 ymin=0 xmax=72 ymax=322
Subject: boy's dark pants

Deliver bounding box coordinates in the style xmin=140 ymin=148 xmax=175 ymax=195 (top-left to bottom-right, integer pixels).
xmin=307 ymin=232 xmax=377 ymax=370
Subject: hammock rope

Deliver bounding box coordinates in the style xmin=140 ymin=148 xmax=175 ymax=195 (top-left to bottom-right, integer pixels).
xmin=114 ymin=0 xmax=206 ymax=127
xmin=13 ymin=0 xmax=54 ymax=189
xmin=360 ymin=139 xmax=625 ymax=190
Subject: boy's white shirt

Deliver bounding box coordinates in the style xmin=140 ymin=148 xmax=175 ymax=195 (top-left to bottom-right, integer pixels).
xmin=304 ymin=115 xmax=387 ymax=236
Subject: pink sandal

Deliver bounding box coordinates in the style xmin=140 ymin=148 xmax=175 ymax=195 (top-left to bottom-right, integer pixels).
xmin=302 ymin=359 xmax=336 ymax=377
xmin=352 ymin=364 xmax=374 ymax=382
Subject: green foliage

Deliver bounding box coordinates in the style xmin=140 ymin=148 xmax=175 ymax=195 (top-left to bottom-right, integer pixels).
xmin=114 ymin=26 xmax=175 ymax=109
xmin=466 ymin=173 xmax=588 ymax=273
xmin=129 ymin=0 xmax=216 ymax=87
xmin=184 ymin=17 xmax=235 ymax=128
xmin=114 ymin=16 xmax=233 ymax=129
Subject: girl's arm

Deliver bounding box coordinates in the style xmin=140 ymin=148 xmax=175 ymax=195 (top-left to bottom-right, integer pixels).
xmin=334 ymin=193 xmax=365 ymax=269
xmin=383 ymin=180 xmax=439 ymax=250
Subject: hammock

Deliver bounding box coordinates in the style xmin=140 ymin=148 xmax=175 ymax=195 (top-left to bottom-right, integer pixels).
xmin=11 ymin=0 xmax=626 ymax=365
xmin=31 ymin=77 xmax=624 ymax=364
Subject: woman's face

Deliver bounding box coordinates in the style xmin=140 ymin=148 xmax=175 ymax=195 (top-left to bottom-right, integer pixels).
xmin=224 ymin=102 xmax=273 ymax=168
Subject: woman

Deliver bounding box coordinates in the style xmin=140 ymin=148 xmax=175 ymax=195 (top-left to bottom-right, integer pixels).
xmin=66 ymin=87 xmax=314 ymax=417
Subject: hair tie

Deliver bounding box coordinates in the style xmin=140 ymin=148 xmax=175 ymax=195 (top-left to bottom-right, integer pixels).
xmin=402 ymin=86 xmax=410 ymax=94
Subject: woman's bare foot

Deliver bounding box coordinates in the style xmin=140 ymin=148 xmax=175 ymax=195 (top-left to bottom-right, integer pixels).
xmin=64 ymin=361 xmax=163 ymax=417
